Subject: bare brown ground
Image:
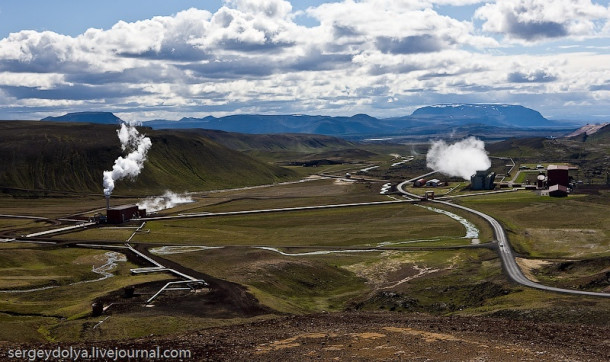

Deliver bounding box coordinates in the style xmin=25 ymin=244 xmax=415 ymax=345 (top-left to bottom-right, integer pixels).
xmin=129 ymin=312 xmax=610 ymax=361
xmin=516 ymin=258 xmax=552 ymax=282
xmin=3 ymin=312 xmax=608 ymax=361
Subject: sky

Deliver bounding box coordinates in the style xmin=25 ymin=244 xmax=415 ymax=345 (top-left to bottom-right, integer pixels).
xmin=0 ymin=0 xmax=609 ymax=122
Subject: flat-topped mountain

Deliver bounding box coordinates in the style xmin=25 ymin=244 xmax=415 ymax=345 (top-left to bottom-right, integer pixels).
xmin=408 ymin=104 xmax=552 ymax=128
xmin=41 ymin=111 xmax=122 ymax=124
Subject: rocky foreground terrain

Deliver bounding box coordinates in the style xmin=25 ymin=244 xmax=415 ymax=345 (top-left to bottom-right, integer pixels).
xmin=3 ymin=311 xmax=608 ymax=361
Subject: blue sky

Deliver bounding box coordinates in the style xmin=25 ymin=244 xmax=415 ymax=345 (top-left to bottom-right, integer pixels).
xmin=0 ymin=0 xmax=609 ymax=122
xmin=0 ymin=1 xmax=328 ymax=37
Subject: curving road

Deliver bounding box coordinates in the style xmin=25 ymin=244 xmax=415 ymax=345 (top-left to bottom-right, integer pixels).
xmin=431 ymin=200 xmax=609 ymax=298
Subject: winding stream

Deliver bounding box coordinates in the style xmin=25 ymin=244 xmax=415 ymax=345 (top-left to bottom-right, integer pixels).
xmin=415 ymin=204 xmax=480 ymax=241
xmin=0 ymin=251 xmax=126 ymax=293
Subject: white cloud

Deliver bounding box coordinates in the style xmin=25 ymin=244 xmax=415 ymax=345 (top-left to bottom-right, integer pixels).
xmin=475 ymin=0 xmax=610 ymax=42
xmin=0 ymin=31 xmax=81 ymax=72
xmin=79 ymin=8 xmax=211 ymax=60
xmin=0 ymin=0 xmax=609 ymax=120
xmin=224 ymin=0 xmax=293 ymax=18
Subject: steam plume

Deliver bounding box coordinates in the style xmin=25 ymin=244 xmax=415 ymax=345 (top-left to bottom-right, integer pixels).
xmin=426 ymin=137 xmax=491 ymax=180
xmin=103 ymin=123 xmax=152 ymax=196
xmin=137 ymin=191 xmax=194 ymax=212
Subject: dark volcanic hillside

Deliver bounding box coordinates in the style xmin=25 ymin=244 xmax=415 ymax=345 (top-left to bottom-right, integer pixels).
xmin=0 ymin=121 xmax=295 ymax=196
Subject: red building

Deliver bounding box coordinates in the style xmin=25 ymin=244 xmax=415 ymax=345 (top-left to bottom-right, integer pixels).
xmin=413 ymin=178 xmax=426 ymax=187
xmin=107 ymin=205 xmax=146 ymax=224
xmin=547 ymin=165 xmax=569 ymax=188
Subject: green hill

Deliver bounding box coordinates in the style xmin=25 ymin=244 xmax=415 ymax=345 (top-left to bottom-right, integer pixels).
xmin=487 ymin=137 xmax=548 ymax=158
xmin=187 ymin=129 xmax=379 ymax=165
xmin=190 ymin=129 xmax=355 ymax=152
xmin=0 ymin=121 xmax=296 ymax=196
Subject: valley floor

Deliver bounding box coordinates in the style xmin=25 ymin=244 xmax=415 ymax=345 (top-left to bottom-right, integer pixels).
xmin=1 ymin=146 xmax=609 ymax=359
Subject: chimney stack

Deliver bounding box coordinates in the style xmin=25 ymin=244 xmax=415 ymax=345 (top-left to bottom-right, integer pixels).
xmin=105 ymin=195 xmax=110 ymax=211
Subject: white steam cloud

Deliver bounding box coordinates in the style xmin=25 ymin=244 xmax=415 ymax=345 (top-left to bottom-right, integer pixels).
xmin=426 ymin=137 xmax=491 ymax=180
xmin=103 ymin=123 xmax=152 ymax=196
xmin=137 ymin=191 xmax=194 ymax=212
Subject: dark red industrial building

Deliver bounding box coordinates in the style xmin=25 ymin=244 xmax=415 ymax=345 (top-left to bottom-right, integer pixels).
xmin=547 ymin=165 xmax=569 ymax=188
xmin=413 ymin=178 xmax=426 ymax=187
xmin=107 ymin=205 xmax=146 ymax=224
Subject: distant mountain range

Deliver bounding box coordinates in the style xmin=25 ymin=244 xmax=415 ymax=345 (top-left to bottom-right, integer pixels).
xmin=39 ymin=104 xmax=579 ymax=138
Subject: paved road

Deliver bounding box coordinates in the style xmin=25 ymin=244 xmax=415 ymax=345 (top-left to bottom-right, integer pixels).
xmin=396 ymin=173 xmax=608 ymax=297
xmin=432 ymin=199 xmax=610 ymax=298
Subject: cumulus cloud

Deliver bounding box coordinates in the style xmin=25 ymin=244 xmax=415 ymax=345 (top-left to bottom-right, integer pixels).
xmin=475 ymin=0 xmax=610 ymax=42
xmin=376 ymin=35 xmax=446 ymax=54
xmin=2 ymin=84 xmax=151 ymax=100
xmin=0 ymin=31 xmax=83 ymax=73
xmin=590 ymin=82 xmax=610 ymax=91
xmin=225 ymin=0 xmax=292 ymax=18
xmin=508 ymin=69 xmax=557 ymax=83
xmin=0 ymin=0 xmax=609 ymax=120
xmin=308 ymin=2 xmax=495 ymax=50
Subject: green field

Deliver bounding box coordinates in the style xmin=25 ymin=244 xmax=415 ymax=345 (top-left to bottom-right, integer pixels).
xmin=458 ymin=191 xmax=610 ymax=258
xmin=132 ymin=204 xmax=468 ymax=247
xmin=186 ymin=178 xmax=388 ymax=214
xmin=0 ymin=246 xmax=168 ymax=342
xmin=0 ymin=247 xmax=104 ymax=289
xmin=513 ymin=170 xmax=541 ymax=183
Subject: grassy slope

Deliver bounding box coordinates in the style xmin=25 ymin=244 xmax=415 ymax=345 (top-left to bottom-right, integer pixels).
xmin=0 ymin=121 xmax=296 ymax=195
xmin=189 ymin=129 xmax=355 ymax=152
xmin=188 ymin=129 xmax=382 ymax=170
xmin=129 ymin=130 xmax=295 ymax=194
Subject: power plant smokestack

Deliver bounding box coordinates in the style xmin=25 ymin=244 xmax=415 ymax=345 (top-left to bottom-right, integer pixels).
xmin=105 ymin=195 xmax=110 ymax=211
